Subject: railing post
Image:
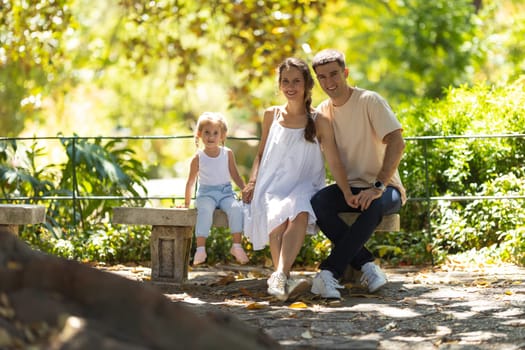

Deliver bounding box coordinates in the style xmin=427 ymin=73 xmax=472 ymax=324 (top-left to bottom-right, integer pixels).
xmin=422 ymin=138 xmax=434 ymax=265
xmin=72 ymin=136 xmax=78 ymax=230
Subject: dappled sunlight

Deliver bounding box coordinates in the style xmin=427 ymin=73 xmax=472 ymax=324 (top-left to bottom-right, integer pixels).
xmin=98 ymin=263 xmax=525 ymax=348
xmin=349 ymin=304 xmax=422 ymax=318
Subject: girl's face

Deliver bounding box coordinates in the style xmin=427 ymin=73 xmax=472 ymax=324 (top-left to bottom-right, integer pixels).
xmin=199 ymin=123 xmax=224 ymax=149
xmin=279 ymin=67 xmax=305 ymax=102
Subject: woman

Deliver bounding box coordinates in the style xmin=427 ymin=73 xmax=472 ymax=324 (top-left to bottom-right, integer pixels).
xmin=242 ymin=57 xmax=355 ymax=301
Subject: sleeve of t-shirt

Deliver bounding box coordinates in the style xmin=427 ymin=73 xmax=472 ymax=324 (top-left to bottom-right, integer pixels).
xmin=366 ymin=92 xmax=402 ymax=140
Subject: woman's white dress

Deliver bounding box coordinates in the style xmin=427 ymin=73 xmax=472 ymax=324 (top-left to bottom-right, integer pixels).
xmin=244 ymin=107 xmax=326 ymax=250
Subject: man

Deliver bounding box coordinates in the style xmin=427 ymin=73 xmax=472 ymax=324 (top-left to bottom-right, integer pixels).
xmin=310 ymin=49 xmax=406 ymax=299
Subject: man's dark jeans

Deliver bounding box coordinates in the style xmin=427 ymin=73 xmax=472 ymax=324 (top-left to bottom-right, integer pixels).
xmin=311 ymin=184 xmax=402 ymax=278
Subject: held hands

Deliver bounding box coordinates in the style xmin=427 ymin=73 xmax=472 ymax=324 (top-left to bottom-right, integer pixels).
xmin=242 ymin=182 xmax=256 ymax=203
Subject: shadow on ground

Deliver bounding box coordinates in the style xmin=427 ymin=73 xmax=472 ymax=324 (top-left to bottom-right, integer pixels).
xmin=105 ymin=263 xmax=525 ymax=350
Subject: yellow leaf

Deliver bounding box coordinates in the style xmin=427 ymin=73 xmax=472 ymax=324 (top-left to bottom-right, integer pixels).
xmin=472 ymin=279 xmax=491 ymax=287
xmin=504 ymin=290 xmax=513 ymax=295
xmin=289 ymin=302 xmax=308 ymax=309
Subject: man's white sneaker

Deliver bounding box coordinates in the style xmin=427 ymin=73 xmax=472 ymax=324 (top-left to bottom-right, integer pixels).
xmin=311 ymin=270 xmax=344 ymax=299
xmin=360 ymin=262 xmax=387 ymax=293
xmin=267 ymin=272 xmax=288 ymax=301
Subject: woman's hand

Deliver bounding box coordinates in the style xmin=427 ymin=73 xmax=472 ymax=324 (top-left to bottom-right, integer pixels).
xmin=242 ymin=182 xmax=256 ymax=203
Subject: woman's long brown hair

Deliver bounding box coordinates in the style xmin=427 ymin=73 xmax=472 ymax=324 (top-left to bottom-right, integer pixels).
xmin=278 ymin=58 xmax=316 ymax=143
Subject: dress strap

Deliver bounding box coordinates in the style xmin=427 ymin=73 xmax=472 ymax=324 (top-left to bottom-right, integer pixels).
xmin=272 ymin=106 xmax=282 ymax=121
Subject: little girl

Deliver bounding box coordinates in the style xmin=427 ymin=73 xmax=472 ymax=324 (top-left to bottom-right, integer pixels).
xmin=184 ymin=112 xmax=249 ymax=265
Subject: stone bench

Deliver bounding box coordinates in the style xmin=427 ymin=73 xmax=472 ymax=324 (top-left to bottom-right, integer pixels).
xmin=0 ymin=204 xmax=47 ymax=235
xmin=112 ymin=207 xmax=400 ymax=284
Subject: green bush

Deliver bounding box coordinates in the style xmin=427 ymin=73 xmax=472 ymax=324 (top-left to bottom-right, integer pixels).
xmin=398 ymin=79 xmax=525 ymax=266
xmin=21 ymin=224 xmax=151 ymax=264
xmin=432 ymin=173 xmax=525 ymax=264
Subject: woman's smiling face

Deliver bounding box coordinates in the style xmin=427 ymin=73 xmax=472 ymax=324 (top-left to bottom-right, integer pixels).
xmin=279 ymin=66 xmax=305 ymax=102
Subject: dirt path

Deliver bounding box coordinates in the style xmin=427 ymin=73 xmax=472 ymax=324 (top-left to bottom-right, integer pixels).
xmin=102 ymin=263 xmax=525 ymax=350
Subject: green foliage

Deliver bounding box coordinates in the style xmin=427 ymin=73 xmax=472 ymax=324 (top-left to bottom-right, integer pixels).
xmin=296 ymin=233 xmax=331 ymax=267
xmin=432 ymin=173 xmax=525 ymax=264
xmin=0 ymin=0 xmax=76 ymax=136
xmin=56 ymin=135 xmax=148 ymax=230
xmin=401 ymin=80 xmax=525 ymax=198
xmin=315 ymin=0 xmax=483 ymax=101
xmin=398 ymin=79 xmax=525 ymax=265
xmin=0 ymin=140 xmax=55 ymax=198
xmin=21 ymin=224 xmax=151 ymax=263
xmin=1 ymin=136 xmax=148 ymax=239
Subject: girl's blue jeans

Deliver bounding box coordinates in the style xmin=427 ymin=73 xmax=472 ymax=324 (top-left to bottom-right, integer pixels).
xmin=195 ymin=183 xmax=243 ymax=237
xmin=311 ymin=184 xmax=402 ymax=278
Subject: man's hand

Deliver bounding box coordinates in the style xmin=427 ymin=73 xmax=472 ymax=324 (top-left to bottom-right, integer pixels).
xmin=355 ymin=188 xmax=383 ymax=210
xmin=343 ymin=191 xmax=359 ymax=209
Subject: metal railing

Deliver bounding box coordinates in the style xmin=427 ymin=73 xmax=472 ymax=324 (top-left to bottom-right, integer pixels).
xmin=2 ymin=133 xmax=524 ymax=234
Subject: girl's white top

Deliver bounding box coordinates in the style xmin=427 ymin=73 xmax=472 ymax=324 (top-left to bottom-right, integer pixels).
xmin=244 ymin=107 xmax=326 ymax=250
xmin=198 ymin=146 xmax=231 ymax=186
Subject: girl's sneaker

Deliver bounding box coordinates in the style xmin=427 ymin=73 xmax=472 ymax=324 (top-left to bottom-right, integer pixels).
xmin=230 ymin=246 xmax=249 ymax=264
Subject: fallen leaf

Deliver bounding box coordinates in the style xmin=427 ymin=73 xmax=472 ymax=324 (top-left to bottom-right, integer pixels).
xmin=472 ymin=279 xmax=491 ymax=287
xmin=301 ymin=330 xmax=313 ymax=339
xmin=504 ymin=290 xmax=514 ymax=295
xmin=213 ymin=275 xmax=236 ymax=286
xmin=289 ymin=302 xmax=308 ymax=309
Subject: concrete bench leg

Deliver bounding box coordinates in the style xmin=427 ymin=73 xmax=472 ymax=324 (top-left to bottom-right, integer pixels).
xmin=150 ymin=225 xmax=193 ymax=284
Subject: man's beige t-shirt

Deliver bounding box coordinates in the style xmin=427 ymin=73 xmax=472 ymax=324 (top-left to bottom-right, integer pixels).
xmin=318 ymin=87 xmax=406 ymax=204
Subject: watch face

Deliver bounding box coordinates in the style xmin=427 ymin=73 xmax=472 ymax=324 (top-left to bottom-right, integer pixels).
xmin=374 ymin=181 xmax=382 ymax=188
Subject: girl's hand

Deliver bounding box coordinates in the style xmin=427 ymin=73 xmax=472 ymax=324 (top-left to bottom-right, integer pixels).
xmin=242 ymin=182 xmax=255 ymax=203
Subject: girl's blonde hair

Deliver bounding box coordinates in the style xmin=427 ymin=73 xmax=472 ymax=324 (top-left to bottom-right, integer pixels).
xmin=195 ymin=112 xmax=228 ymax=147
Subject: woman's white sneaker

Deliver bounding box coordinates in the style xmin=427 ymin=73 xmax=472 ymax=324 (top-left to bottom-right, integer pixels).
xmin=267 ymin=272 xmax=288 ymax=301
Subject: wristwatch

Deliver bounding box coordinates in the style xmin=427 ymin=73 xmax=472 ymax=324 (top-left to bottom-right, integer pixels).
xmin=373 ymin=180 xmax=386 ymax=192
